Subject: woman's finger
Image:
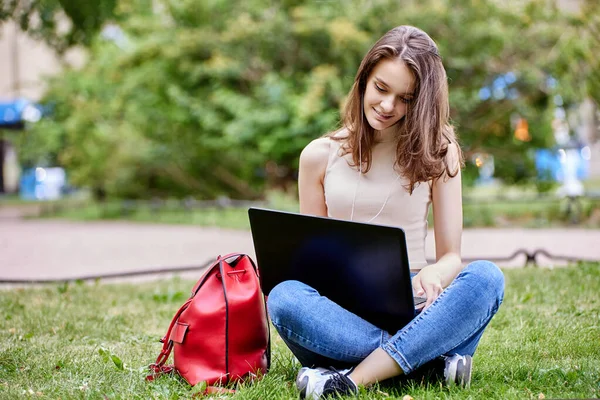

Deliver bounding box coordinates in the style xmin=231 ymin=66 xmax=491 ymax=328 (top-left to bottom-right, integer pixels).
xmin=423 ymin=283 xmax=442 ymax=310
xmin=412 ymin=278 xmax=425 ymax=296
xmin=423 ymin=285 xmax=435 ymax=309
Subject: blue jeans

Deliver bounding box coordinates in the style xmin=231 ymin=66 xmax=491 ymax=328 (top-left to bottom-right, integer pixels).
xmin=267 ymin=260 xmax=504 ymax=375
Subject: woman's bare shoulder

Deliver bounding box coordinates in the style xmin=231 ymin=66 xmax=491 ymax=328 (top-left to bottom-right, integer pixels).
xmin=300 ymin=137 xmax=331 ymax=169
xmin=444 ymin=141 xmax=462 ymax=171
xmin=300 ymin=128 xmax=350 ymax=167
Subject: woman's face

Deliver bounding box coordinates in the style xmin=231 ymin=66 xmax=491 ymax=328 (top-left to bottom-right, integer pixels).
xmin=363 ymin=58 xmax=416 ymax=136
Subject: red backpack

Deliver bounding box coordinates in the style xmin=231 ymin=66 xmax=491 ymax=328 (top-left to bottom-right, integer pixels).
xmin=147 ymin=253 xmax=270 ymax=387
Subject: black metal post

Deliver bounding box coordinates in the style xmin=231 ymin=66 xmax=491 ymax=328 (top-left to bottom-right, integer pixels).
xmin=0 ymin=139 xmax=5 ymax=193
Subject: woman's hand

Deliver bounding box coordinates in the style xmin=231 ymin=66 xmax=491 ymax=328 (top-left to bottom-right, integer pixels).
xmin=412 ymin=265 xmax=444 ymax=310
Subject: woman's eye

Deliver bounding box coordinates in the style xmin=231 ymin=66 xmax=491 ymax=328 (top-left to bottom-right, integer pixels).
xmin=375 ymin=83 xmax=385 ymax=92
xmin=400 ymin=97 xmax=412 ymax=104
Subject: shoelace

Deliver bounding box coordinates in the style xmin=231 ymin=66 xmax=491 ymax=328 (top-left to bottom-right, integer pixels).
xmin=322 ymin=368 xmax=356 ymax=396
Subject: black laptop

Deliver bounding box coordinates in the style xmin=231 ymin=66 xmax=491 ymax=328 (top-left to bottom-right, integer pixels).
xmin=248 ymin=207 xmax=424 ymax=334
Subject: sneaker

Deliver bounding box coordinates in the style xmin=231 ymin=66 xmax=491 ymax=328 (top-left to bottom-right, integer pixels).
xmin=296 ymin=367 xmax=358 ymax=399
xmin=444 ymin=354 xmax=472 ymax=387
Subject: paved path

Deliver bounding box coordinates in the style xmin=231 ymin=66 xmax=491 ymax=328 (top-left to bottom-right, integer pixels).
xmin=1 ymin=217 xmax=599 ymax=284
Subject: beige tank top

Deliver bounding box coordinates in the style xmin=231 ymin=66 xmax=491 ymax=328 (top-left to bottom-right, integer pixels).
xmin=323 ymin=137 xmax=431 ymax=270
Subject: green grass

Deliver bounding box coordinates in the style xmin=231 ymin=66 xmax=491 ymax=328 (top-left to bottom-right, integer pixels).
xmin=1 ymin=264 xmax=599 ymax=399
xmin=0 ymin=194 xmax=25 ymax=205
xmin=20 ymin=192 xmax=301 ymax=230
xmin=461 ymin=196 xmax=600 ymax=228
xmin=4 ymin=179 xmax=600 ymax=229
xmin=41 ymin=202 xmax=257 ymax=230
xmin=9 ymin=192 xmax=599 ymax=230
xmin=583 ymin=176 xmax=600 ymax=193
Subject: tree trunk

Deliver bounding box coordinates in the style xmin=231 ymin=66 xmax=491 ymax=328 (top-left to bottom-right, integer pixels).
xmin=93 ymin=186 xmax=107 ymax=202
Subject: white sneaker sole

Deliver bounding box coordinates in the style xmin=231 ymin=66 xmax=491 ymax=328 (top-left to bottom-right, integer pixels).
xmin=296 ymin=367 xmax=328 ymax=399
xmin=445 ymin=355 xmax=472 ymax=388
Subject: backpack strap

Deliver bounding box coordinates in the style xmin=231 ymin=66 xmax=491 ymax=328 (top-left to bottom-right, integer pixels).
xmin=218 ymin=252 xmax=244 ymax=261
xmin=221 ymin=253 xmax=270 ymax=368
xmin=189 ymin=253 xmax=242 ymax=296
xmin=221 ymin=253 xmax=269 ymax=367
xmin=220 ymin=253 xmax=261 ymax=276
xmin=146 ymin=298 xmax=192 ymax=381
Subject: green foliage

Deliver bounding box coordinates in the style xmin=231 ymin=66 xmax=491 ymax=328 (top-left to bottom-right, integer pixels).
xmin=9 ymin=0 xmax=599 ymax=198
xmin=546 ymin=0 xmax=600 ymax=105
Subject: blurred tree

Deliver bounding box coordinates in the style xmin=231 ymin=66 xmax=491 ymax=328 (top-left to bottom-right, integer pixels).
xmin=545 ymin=0 xmax=600 ymax=104
xmin=10 ymin=0 xmax=599 ymax=199
xmin=0 ymin=0 xmax=152 ymax=55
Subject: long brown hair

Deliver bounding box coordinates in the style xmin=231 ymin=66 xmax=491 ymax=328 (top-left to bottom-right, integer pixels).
xmin=330 ymin=25 xmax=463 ymax=193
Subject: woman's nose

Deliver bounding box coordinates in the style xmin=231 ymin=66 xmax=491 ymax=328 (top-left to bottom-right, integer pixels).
xmin=380 ymin=97 xmax=395 ymax=112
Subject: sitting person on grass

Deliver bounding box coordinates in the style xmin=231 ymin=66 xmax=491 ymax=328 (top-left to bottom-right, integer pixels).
xmin=266 ymin=25 xmax=505 ymax=399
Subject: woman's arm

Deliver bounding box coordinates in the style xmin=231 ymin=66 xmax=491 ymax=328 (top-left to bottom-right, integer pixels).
xmin=412 ymin=143 xmax=463 ymax=308
xmin=298 ymin=137 xmax=330 ymax=217
xmin=350 ymin=144 xmax=464 ymax=386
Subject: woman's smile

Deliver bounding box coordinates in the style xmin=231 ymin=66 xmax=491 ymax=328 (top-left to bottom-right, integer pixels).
xmin=373 ymin=108 xmax=394 ymax=121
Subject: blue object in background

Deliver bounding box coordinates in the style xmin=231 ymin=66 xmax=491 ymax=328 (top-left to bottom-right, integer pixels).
xmin=0 ymin=98 xmax=43 ymax=129
xmin=535 ymin=148 xmax=590 ymax=182
xmin=20 ymin=167 xmax=67 ymax=201
xmin=535 ymin=149 xmax=562 ymax=181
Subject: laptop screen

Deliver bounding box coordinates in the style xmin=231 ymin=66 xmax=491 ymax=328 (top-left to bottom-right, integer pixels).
xmin=248 ymin=208 xmax=415 ymax=333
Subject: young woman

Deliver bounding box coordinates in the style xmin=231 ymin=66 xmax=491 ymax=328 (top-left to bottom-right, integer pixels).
xmin=267 ymin=25 xmax=504 ymax=399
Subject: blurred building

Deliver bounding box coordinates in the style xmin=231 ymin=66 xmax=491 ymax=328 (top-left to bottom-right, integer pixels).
xmin=0 ymin=21 xmax=85 ymax=101
xmin=0 ymin=20 xmax=84 ymax=194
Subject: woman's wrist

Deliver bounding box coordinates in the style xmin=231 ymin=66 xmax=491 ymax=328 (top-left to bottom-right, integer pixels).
xmin=423 ymin=256 xmax=462 ymax=288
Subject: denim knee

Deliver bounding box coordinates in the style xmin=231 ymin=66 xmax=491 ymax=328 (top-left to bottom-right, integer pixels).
xmin=464 ymin=260 xmax=505 ymax=306
xmin=266 ymin=280 xmax=304 ymax=325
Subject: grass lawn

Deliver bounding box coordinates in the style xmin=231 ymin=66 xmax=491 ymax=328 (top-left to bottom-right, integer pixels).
xmin=1 ymin=264 xmax=599 ymax=399
xmin=11 ymin=194 xmax=599 ymax=230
